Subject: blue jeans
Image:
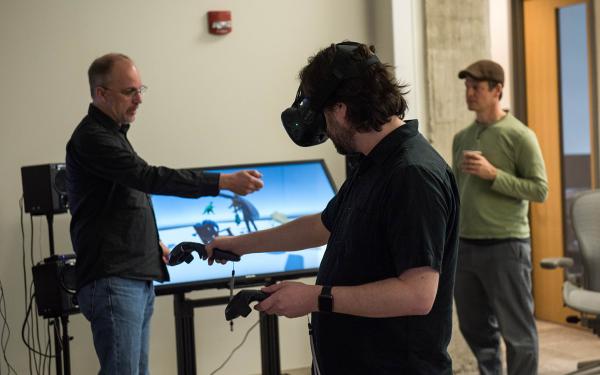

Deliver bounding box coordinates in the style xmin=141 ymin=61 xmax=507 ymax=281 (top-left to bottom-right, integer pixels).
xmin=78 ymin=277 xmax=155 ymax=375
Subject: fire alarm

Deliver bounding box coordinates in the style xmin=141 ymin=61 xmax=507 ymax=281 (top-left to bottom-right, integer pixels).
xmin=208 ymin=11 xmax=232 ymax=35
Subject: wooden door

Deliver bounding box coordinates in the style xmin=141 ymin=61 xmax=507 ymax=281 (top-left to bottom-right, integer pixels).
xmin=523 ymin=0 xmax=597 ymax=323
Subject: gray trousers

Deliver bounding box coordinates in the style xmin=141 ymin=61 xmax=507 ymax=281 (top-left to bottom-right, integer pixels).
xmin=454 ymin=239 xmax=539 ymax=375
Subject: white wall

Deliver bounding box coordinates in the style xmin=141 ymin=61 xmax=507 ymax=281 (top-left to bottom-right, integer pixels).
xmin=489 ymin=0 xmax=513 ymax=110
xmin=392 ymin=0 xmax=428 ymax=134
xmin=0 ymin=1 xmax=426 ymax=374
xmin=0 ymin=1 xmax=372 ymax=374
xmin=368 ymin=0 xmax=428 ymax=136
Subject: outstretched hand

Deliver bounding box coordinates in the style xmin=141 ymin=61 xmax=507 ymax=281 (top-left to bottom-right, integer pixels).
xmin=205 ymin=236 xmax=239 ymax=265
xmin=219 ymin=170 xmax=264 ymax=195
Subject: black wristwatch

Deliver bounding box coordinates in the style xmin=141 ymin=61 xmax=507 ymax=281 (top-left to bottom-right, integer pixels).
xmin=318 ymin=285 xmax=333 ymax=313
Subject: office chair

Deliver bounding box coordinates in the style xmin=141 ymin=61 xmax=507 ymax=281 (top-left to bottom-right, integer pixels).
xmin=541 ymin=189 xmax=600 ymax=375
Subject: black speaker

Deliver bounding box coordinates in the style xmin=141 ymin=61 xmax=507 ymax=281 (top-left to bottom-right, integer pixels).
xmin=21 ymin=163 xmax=68 ymax=215
xmin=32 ymin=254 xmax=79 ymax=318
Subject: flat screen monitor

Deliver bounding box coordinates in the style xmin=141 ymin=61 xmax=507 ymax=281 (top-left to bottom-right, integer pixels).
xmin=152 ymin=159 xmax=337 ymax=295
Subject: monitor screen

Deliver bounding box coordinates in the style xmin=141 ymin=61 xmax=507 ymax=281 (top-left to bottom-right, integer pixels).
xmin=152 ymin=159 xmax=337 ymax=295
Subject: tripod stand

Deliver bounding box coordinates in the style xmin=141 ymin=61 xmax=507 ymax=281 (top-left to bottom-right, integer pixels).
xmin=50 ymin=315 xmax=71 ymax=375
xmin=21 ymin=162 xmax=73 ymax=374
xmin=44 ymin=213 xmax=73 ymax=375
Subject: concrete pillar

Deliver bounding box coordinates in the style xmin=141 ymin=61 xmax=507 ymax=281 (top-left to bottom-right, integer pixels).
xmin=424 ymin=0 xmax=491 ymax=161
xmin=424 ymin=1 xmax=490 ymax=372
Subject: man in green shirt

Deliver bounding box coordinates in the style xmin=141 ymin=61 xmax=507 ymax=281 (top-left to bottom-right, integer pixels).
xmin=452 ymin=60 xmax=548 ymax=375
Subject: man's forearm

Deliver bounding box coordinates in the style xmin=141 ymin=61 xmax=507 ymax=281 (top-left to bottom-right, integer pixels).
xmin=491 ymin=170 xmax=548 ymax=202
xmin=237 ymin=213 xmax=329 ymax=255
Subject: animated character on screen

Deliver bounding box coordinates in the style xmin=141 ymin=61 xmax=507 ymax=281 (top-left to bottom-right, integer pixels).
xmin=206 ymin=41 xmax=460 ymax=374
xmin=219 ymin=193 xmax=259 ymax=233
xmin=203 ymin=201 xmax=215 ymax=215
xmin=193 ymin=220 xmax=233 ymax=244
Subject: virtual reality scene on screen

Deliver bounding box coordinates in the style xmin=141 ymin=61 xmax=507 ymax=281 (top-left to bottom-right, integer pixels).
xmin=151 ymin=160 xmax=336 ymax=292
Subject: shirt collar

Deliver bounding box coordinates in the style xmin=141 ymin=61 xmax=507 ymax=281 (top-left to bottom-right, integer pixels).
xmin=88 ymin=103 xmax=130 ymax=135
xmin=366 ymin=119 xmax=420 ymax=165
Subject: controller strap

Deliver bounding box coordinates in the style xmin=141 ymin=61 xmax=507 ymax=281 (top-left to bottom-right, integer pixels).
xmin=229 ymin=264 xmax=235 ymax=332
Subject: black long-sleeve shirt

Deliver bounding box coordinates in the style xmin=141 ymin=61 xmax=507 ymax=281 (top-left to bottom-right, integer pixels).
xmin=66 ymin=104 xmax=220 ymax=289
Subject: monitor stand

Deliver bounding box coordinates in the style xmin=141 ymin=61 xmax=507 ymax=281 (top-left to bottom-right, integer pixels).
xmin=173 ymin=293 xmax=284 ymax=375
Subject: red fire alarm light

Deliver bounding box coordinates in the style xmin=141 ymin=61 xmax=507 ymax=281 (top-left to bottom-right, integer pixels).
xmin=208 ymin=11 xmax=232 ymax=35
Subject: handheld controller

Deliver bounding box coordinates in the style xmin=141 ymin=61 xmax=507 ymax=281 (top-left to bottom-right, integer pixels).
xmin=225 ymin=290 xmax=270 ymax=321
xmin=168 ymin=241 xmax=241 ymax=266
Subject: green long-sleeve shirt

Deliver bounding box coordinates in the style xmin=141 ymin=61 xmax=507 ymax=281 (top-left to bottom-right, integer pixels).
xmin=452 ymin=113 xmax=548 ymax=239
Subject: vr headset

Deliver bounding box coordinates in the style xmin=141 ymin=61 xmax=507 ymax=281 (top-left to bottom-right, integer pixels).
xmin=280 ymin=41 xmax=380 ymax=147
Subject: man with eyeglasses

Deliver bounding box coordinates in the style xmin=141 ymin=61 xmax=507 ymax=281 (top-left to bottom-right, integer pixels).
xmin=65 ymin=53 xmax=264 ymax=374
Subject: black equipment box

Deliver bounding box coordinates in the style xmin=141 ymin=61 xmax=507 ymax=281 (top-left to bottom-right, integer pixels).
xmin=21 ymin=163 xmax=68 ymax=215
xmin=32 ymin=254 xmax=79 ymax=318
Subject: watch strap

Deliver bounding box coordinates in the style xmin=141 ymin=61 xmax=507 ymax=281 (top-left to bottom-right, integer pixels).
xmin=318 ymin=285 xmax=333 ymax=313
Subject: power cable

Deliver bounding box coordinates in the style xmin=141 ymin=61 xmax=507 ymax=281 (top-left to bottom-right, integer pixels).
xmin=20 ymin=197 xmax=54 ymax=375
xmin=0 ymin=279 xmax=17 ymax=374
xmin=209 ymin=319 xmax=260 ymax=375
xmin=19 ymin=197 xmax=34 ymax=373
xmin=21 ymin=294 xmax=53 ymax=359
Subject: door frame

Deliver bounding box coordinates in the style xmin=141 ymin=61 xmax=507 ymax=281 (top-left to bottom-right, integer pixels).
xmin=511 ymin=0 xmax=599 ymax=323
xmin=513 ymin=0 xmax=599 ymax=189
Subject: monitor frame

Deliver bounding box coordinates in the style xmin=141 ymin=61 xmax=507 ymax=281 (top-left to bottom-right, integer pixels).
xmin=153 ymin=159 xmax=337 ymax=296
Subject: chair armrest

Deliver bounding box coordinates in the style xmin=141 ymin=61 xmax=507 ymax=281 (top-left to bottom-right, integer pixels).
xmin=540 ymin=257 xmax=574 ymax=269
xmin=563 ymin=281 xmax=600 ymax=315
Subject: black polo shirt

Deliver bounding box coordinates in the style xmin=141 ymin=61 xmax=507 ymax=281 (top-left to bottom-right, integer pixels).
xmin=66 ymin=104 xmax=220 ymax=289
xmin=313 ymin=120 xmax=460 ymax=374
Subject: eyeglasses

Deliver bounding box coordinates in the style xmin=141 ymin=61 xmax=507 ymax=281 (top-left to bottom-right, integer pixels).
xmin=101 ymin=85 xmax=148 ymax=97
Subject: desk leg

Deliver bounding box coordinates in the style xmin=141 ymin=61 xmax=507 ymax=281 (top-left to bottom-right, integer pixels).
xmin=260 ymin=312 xmax=282 ymax=375
xmin=174 ymin=294 xmax=196 ymax=375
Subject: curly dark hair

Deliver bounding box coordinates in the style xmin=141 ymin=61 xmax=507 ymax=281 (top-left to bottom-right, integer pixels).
xmin=299 ymin=42 xmax=409 ymax=133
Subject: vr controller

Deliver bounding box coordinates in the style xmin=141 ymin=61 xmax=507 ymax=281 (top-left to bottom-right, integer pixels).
xmin=167 ymin=241 xmax=240 ymax=266
xmin=225 ymin=290 xmax=270 ymax=321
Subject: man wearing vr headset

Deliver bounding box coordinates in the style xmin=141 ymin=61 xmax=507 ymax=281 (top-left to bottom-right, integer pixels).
xmin=207 ymin=41 xmax=459 ymax=374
